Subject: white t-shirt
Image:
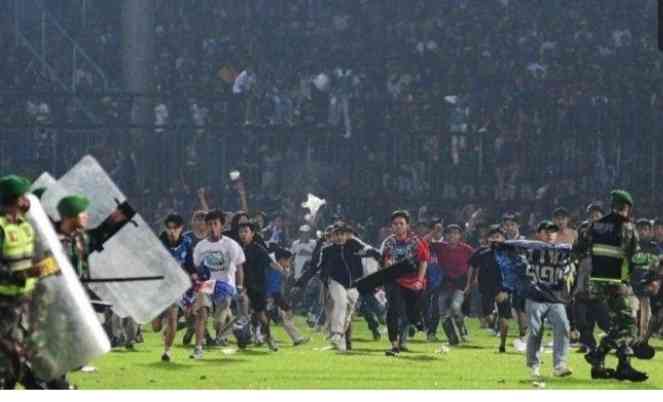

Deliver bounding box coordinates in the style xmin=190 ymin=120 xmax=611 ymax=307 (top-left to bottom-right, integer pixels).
xmin=193 ymin=236 xmax=246 ymax=288
xmin=290 ymin=239 xmax=317 ymax=279
xmin=233 ymin=70 xmax=256 ymax=94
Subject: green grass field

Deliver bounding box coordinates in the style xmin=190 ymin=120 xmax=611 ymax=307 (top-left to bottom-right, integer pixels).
xmin=69 ymin=317 xmax=663 ymax=390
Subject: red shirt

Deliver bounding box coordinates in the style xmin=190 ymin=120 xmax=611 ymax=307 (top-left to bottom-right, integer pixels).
xmin=382 ymin=234 xmax=431 ymax=290
xmin=433 ymin=241 xmax=474 ymax=280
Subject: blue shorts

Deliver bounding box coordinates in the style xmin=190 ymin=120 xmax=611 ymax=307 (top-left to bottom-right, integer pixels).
xmin=212 ymin=280 xmax=236 ymax=304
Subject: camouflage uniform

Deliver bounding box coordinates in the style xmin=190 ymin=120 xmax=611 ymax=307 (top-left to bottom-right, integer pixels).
xmin=0 ymin=212 xmax=42 ymax=389
xmin=58 ymin=226 xmax=138 ymax=348
xmin=0 ymin=294 xmax=31 ymax=389
xmin=573 ymin=190 xmax=648 ymax=381
xmin=588 ymin=282 xmax=636 ymax=350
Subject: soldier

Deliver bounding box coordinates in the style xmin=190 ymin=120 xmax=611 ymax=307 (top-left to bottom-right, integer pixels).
xmin=573 ymin=202 xmax=610 ymax=354
xmin=55 ymin=195 xmax=136 ymax=353
xmin=0 ymin=175 xmax=61 ymax=389
xmin=574 ymin=190 xmax=647 ymax=382
xmin=631 ymin=219 xmax=662 ymax=340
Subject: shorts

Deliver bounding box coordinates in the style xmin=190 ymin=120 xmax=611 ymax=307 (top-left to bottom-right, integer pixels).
xmin=480 ymin=292 xmax=512 ymax=320
xmin=157 ymin=304 xmax=179 ymax=320
xmin=496 ymin=296 xmax=512 ymax=319
xmin=512 ymin=293 xmax=526 ymax=313
xmin=481 ymin=292 xmax=496 ymax=317
xmin=247 ymin=288 xmax=267 ymax=313
xmin=193 ymin=280 xmax=236 ymax=313
xmin=178 ymin=288 xmax=197 ymax=309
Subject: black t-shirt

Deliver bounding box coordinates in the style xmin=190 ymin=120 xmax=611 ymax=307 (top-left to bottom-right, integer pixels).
xmin=242 ymin=241 xmax=272 ymax=292
xmin=469 ymin=246 xmax=501 ymax=295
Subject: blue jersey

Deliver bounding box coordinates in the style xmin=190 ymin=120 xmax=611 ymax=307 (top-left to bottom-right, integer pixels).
xmin=265 ymin=267 xmax=283 ymax=296
xmin=495 ymin=247 xmax=528 ymax=294
xmin=426 ymin=242 xmax=444 ymax=289
xmin=160 ymin=231 xmax=194 ymax=270
xmin=160 ymin=231 xmax=197 ymax=306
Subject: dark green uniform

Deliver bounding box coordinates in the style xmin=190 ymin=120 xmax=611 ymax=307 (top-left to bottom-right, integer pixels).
xmin=630 ymin=239 xmax=661 ymax=298
xmin=57 ymin=228 xmax=94 ymax=280
xmin=55 ymin=196 xmax=139 ymax=349
xmin=573 ymin=190 xmax=648 ymax=382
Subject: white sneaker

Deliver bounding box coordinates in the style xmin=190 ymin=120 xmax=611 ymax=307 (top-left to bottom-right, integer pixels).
xmin=189 ymin=347 xmax=204 ymax=360
xmin=530 ymin=366 xmax=541 ymax=379
xmin=330 ymin=334 xmax=346 ymax=352
xmin=553 ymin=366 xmax=573 ymax=377
xmin=80 ymin=365 xmax=97 ymax=373
xmin=435 ymin=345 xmax=450 ymax=354
xmin=513 ymin=338 xmax=527 ymax=353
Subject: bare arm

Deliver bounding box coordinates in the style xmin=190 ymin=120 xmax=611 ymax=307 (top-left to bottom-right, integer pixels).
xmin=237 ymin=181 xmax=249 ymax=213
xmin=270 ymin=260 xmax=285 ymax=274
xmin=236 ymin=264 xmax=244 ymax=290
xmin=465 ymin=266 xmax=476 ymax=293
xmin=417 ymin=261 xmax=427 ymax=282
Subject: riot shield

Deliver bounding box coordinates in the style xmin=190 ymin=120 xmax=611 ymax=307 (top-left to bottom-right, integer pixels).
xmin=30 ymin=172 xmax=57 ymax=192
xmin=40 ymin=156 xmax=191 ymax=323
xmin=25 ymin=194 xmax=111 ymax=380
xmin=30 ymin=172 xmax=60 ymax=219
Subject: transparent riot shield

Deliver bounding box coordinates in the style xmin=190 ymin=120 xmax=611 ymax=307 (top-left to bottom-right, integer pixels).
xmin=40 ymin=156 xmax=191 ymax=323
xmin=25 ymin=194 xmax=111 ymax=380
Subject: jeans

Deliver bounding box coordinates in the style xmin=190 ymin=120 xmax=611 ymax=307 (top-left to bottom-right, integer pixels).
xmin=526 ymin=299 xmax=570 ymax=370
xmin=359 ymin=292 xmax=385 ymax=333
xmin=438 ymin=288 xmax=465 ymax=321
xmin=420 ymin=284 xmax=442 ymax=335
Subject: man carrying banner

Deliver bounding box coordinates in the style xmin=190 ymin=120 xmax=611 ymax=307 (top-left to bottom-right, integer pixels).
xmin=506 ymin=222 xmax=576 ymax=379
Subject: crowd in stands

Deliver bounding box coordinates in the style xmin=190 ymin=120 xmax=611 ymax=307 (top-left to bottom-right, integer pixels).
xmin=1 ymin=0 xmax=662 ymax=239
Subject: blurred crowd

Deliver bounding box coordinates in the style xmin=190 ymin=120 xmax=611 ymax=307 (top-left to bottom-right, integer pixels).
xmin=1 ymin=0 xmax=662 ymax=238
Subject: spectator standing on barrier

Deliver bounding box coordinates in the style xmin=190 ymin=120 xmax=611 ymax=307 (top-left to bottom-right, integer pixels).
xmin=233 ymin=65 xmax=257 ymax=126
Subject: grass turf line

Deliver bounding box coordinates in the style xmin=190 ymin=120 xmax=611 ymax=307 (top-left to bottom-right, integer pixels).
xmin=70 ymin=317 xmax=663 ymax=389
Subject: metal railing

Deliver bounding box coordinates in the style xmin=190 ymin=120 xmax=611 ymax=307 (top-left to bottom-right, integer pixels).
xmin=13 ymin=0 xmax=109 ymax=92
xmin=1 ymin=91 xmax=661 ymax=222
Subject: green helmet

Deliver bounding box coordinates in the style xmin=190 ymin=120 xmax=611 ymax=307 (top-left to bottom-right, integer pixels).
xmin=610 ymin=190 xmax=633 ymax=207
